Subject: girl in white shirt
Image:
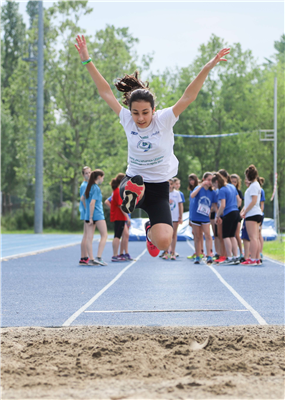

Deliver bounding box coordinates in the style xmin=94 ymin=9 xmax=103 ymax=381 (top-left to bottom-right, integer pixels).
xmin=75 ymin=34 xmax=230 ymax=257
xmin=240 ymin=164 xmax=262 ymax=265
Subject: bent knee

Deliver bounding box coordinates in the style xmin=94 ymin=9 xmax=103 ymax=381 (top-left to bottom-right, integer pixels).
xmin=155 ymin=235 xmax=172 ymax=250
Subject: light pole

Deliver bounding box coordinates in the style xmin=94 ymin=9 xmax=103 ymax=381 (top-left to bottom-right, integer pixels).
xmin=34 ymin=0 xmax=44 ymax=233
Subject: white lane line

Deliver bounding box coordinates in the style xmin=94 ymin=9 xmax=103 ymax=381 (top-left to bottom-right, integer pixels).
xmin=187 ymin=241 xmax=268 ymax=325
xmin=1 ymin=239 xmax=100 ymax=261
xmin=263 ymin=256 xmax=284 ymax=266
xmin=1 ymin=242 xmax=83 ymax=261
xmin=85 ymin=309 xmax=249 ymax=314
xmin=62 ymin=248 xmax=147 ymax=327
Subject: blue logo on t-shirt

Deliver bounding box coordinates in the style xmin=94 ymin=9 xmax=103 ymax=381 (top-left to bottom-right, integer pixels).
xmin=137 ymin=140 xmax=152 ymax=152
xmin=151 ymin=130 xmax=160 ymax=136
xmin=131 ymin=131 xmax=138 ymax=135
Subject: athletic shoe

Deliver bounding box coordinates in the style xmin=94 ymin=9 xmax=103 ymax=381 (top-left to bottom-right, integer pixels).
xmin=162 ymin=252 xmax=169 ymax=260
xmin=213 ymin=256 xmax=227 ymax=264
xmin=206 ymin=256 xmax=213 ymax=264
xmin=111 ymin=256 xmax=125 ymax=262
xmin=145 ymin=220 xmax=160 ymax=257
xmin=241 ymin=259 xmax=257 ymax=266
xmin=79 ymin=258 xmax=89 ymax=265
xmin=194 ymin=256 xmax=200 ymax=264
xmin=213 ymin=254 xmax=220 ymax=261
xmin=124 ymin=253 xmax=133 ymax=261
xmin=170 ymin=253 xmax=176 ymax=260
xmin=121 ymin=175 xmax=144 ymax=214
xmin=239 ymin=255 xmax=245 ymax=263
xmin=88 ymin=259 xmax=100 ymax=265
xmin=218 ymin=257 xmax=231 ymax=265
xmin=95 ymin=257 xmax=108 ymax=266
xmin=256 ymin=260 xmax=262 ymax=265
xmin=227 ymin=257 xmax=240 ymax=265
xmin=175 ymin=252 xmax=179 ymax=258
xmin=119 ymin=254 xmax=127 ymax=261
xmin=187 ymin=253 xmax=196 ymax=259
xmin=159 ymin=251 xmax=165 ymax=258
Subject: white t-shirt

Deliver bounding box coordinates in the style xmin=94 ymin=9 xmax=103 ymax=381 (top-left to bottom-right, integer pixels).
xmin=244 ymin=181 xmax=262 ymax=217
xmin=169 ymin=189 xmax=182 ymax=222
xmin=119 ymin=106 xmax=179 ymax=183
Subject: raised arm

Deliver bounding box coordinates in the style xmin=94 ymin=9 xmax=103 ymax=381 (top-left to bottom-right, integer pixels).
xmin=75 ymin=35 xmax=122 ymax=116
xmin=172 ymin=48 xmax=230 ymax=118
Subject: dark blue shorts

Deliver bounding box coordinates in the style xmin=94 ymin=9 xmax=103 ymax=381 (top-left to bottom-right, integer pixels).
xmin=241 ymin=220 xmax=249 ymax=241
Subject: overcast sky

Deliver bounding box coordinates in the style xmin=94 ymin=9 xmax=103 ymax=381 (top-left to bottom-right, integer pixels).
xmin=17 ymin=1 xmax=284 ymax=73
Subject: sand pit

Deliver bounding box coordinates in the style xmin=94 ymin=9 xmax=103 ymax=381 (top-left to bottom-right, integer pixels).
xmin=1 ymin=325 xmax=284 ymax=399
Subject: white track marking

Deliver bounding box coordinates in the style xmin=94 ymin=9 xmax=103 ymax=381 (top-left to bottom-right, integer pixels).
xmin=1 ymin=238 xmax=102 ymax=261
xmin=85 ymin=309 xmax=248 ymax=314
xmin=62 ymin=248 xmax=147 ymax=326
xmin=187 ymin=241 xmax=268 ymax=325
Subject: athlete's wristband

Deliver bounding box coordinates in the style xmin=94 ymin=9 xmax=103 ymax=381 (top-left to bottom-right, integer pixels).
xmin=82 ymin=57 xmax=92 ymax=65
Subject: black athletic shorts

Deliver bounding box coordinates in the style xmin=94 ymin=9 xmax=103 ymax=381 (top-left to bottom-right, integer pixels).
xmin=245 ymin=215 xmax=263 ymax=224
xmin=85 ymin=220 xmax=96 ymax=224
xmin=120 ymin=175 xmax=172 ymax=227
xmin=114 ymin=220 xmax=125 ymax=239
xmin=222 ymin=210 xmax=240 ymax=239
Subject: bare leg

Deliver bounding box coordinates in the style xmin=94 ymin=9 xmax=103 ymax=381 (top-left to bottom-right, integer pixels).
xmin=86 ymin=223 xmax=96 ymax=260
xmin=120 ymin=224 xmax=129 ymax=254
xmin=235 ymin=222 xmax=243 ymax=255
xmin=112 ymin=237 xmax=120 ymax=257
xmin=81 ymin=222 xmax=89 ymax=258
xmin=243 ymin=239 xmax=250 ymax=259
xmin=192 ymin=224 xmax=202 ymax=257
xmin=246 ymin=221 xmax=260 ymax=260
xmin=170 ymin=222 xmax=179 ymax=254
xmin=96 ymin=220 xmax=108 ymax=258
xmin=148 ymin=223 xmax=173 ymax=251
xmin=201 ymin=224 xmax=212 ymax=257
xmin=217 ymin=223 xmax=226 ymax=257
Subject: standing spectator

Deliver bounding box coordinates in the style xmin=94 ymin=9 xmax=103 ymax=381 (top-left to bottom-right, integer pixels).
xmin=230 ymin=173 xmax=244 ymax=260
xmin=85 ymin=169 xmax=108 ymax=266
xmin=79 ymin=166 xmax=91 ymax=265
xmin=190 ymin=172 xmax=217 ymax=264
xmin=187 ymin=174 xmax=204 ymax=260
xmin=213 ymin=172 xmax=241 ymax=265
xmin=109 ymin=173 xmax=131 ymax=262
xmin=240 ymin=165 xmax=263 ymax=265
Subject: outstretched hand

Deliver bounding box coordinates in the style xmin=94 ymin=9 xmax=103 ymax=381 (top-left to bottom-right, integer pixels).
xmin=208 ymin=48 xmax=230 ymax=70
xmin=75 ymin=35 xmax=90 ymax=61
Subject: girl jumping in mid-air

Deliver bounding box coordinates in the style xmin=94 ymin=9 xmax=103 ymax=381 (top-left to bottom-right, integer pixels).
xmin=75 ymin=35 xmax=230 ymax=257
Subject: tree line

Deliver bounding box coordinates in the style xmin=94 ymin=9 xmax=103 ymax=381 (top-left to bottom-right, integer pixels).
xmin=1 ymin=1 xmax=284 ymax=231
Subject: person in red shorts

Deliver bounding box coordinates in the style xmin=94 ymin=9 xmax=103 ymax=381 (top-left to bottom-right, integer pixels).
xmin=109 ymin=173 xmax=131 ymax=262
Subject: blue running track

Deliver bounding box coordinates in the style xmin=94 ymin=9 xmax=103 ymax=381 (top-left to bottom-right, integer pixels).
xmin=1 ymin=235 xmax=284 ymax=328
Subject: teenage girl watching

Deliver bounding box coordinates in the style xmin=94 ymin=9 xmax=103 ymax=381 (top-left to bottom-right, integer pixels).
xmin=230 ymin=173 xmax=244 ymax=260
xmin=85 ymin=169 xmax=108 ymax=266
xmin=212 ymin=172 xmax=241 ymax=265
xmin=75 ymin=35 xmax=230 ymax=257
xmin=240 ymin=177 xmax=250 ymax=261
xmin=240 ymin=165 xmax=263 ymax=265
xmin=162 ymin=178 xmax=183 ymax=260
xmin=258 ymin=176 xmax=266 ymax=261
xmin=187 ymin=173 xmax=203 ymax=259
xmin=190 ymin=172 xmax=217 ymax=264
xmin=110 ymin=173 xmax=131 ymax=262
xmin=79 ymin=166 xmax=91 ymax=265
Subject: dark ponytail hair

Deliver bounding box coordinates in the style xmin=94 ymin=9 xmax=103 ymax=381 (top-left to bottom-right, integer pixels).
xmin=85 ymin=169 xmax=104 ymax=199
xmin=188 ymin=173 xmax=199 ymax=191
xmin=115 ymin=70 xmax=155 ymax=110
xmin=212 ymin=172 xmax=226 ymax=189
xmin=218 ymin=169 xmax=231 ymax=183
xmin=110 ymin=173 xmax=125 ymax=190
xmin=245 ymin=164 xmax=258 ymax=182
xmin=258 ymin=176 xmax=265 ymax=187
